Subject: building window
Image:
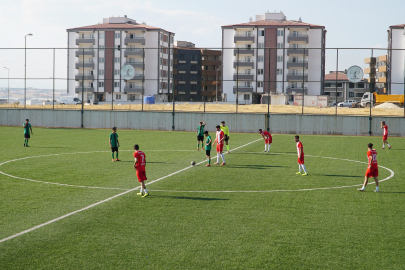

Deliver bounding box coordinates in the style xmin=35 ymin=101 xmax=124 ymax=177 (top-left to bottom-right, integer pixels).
xmin=115 ymin=32 xmax=121 ymax=39
xmin=260 ymin=30 xmax=264 ymax=36
xmin=357 ymin=83 xmax=365 ymax=88
xmin=99 ymin=32 xmax=105 ymax=39
xmin=191 ymin=54 xmax=197 ymax=61
xmin=349 ymin=83 xmax=354 ymax=88
xmin=257 ymin=69 xmax=264 ymax=75
xmin=191 ymin=65 xmax=197 ymax=71
xmin=114 ymin=57 xmax=120 ymax=63
xmin=277 ymin=30 xmax=284 ymax=36
xmin=114 ymin=69 xmax=120 ymax=75
xmin=179 ymin=64 xmax=185 ymax=71
xmin=163 ymin=59 xmax=167 ymax=66
xmin=191 ymin=85 xmax=196 ymax=91
xmin=258 ymin=43 xmax=264 ymax=48
xmin=99 ymin=57 xmax=104 ymax=63
xmin=179 ymin=75 xmax=185 ymax=80
xmin=349 ymin=92 xmax=354 ymax=98
xmin=258 ymin=81 xmax=263 ymax=88
xmin=116 ymin=94 xmax=121 ymax=99
xmin=258 ymin=56 xmax=264 ymax=62
xmin=277 ymin=56 xmax=283 ymax=62
xmin=244 ymin=94 xmax=250 ymax=101
xmin=356 ymin=93 xmax=364 ymax=97
xmin=99 ymin=45 xmax=105 ymax=51
xmin=98 ymin=82 xmax=104 ymax=87
xmin=179 ymin=54 xmax=185 ymax=60
xmin=277 ymin=43 xmax=283 ymax=48
xmin=191 ymin=75 xmax=197 ymax=80
xmin=98 ymin=69 xmax=104 ymax=75
xmin=179 ymin=85 xmax=184 ymax=91
xmin=277 ymin=69 xmax=283 ymax=75
xmin=114 ymin=82 xmax=120 ymax=87
xmin=337 ymin=92 xmax=342 ymax=97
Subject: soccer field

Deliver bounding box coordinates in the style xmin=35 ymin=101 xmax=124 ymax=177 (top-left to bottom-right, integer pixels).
xmin=0 ymin=126 xmax=404 ymax=269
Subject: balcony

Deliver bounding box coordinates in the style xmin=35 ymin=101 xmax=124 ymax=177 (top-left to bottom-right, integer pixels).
xmin=75 ymin=74 xmax=94 ymax=81
xmin=124 ymin=86 xmax=143 ymax=93
xmin=76 ymin=37 xmax=95 ymax=45
xmin=233 ymin=74 xmax=254 ymax=80
xmin=287 ymin=49 xmax=309 ymax=56
xmin=201 ymin=81 xmax=220 ymax=86
xmin=75 ymin=61 xmax=94 ymax=69
xmin=233 ymin=86 xmax=254 ymax=93
xmin=287 ymin=61 xmax=308 ymax=69
xmin=75 ymin=87 xmax=94 ymax=93
xmin=201 ymin=60 xmax=221 ymax=66
xmin=233 ymin=60 xmax=254 ymax=68
xmin=234 ymin=35 xmax=255 ymax=43
xmin=378 ymin=66 xmax=387 ymax=72
xmin=286 ymin=87 xmax=308 ymax=95
xmin=201 ymin=70 xmax=221 ymax=76
xmin=377 ymin=77 xmax=387 ymax=83
xmin=234 ymin=49 xmax=255 ymax=56
xmin=287 ymin=35 xmax=309 ymax=43
xmin=364 ymin=57 xmax=376 ymax=65
xmin=125 ymin=37 xmax=145 ymax=45
xmin=75 ymin=49 xmax=95 ymax=57
xmin=364 ymin=68 xmax=376 ymax=74
xmin=124 ymin=49 xmax=144 ymax=56
xmin=379 ymin=55 xmax=387 ymax=62
xmin=287 ymin=73 xmax=308 ymax=81
xmin=125 ymin=62 xmax=144 ymax=69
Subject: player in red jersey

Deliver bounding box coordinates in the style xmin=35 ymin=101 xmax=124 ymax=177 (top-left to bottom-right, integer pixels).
xmin=358 ymin=143 xmax=379 ymax=192
xmin=133 ymin=144 xmax=149 ymax=197
xmin=259 ymin=129 xmax=272 ymax=152
xmin=212 ymin=125 xmax=226 ymax=165
xmin=295 ymin=135 xmax=308 ymax=175
xmin=381 ymin=121 xmax=391 ymax=149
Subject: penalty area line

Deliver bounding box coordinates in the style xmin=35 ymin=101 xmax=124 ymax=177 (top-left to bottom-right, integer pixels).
xmin=0 ymin=138 xmax=261 ymax=244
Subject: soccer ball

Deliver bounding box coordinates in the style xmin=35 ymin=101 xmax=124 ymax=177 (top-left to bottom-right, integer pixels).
xmin=191 ymin=161 xmax=196 ymax=166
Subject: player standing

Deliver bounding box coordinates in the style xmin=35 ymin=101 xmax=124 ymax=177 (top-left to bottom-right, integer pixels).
xmin=23 ymin=119 xmax=33 ymax=147
xmin=204 ymin=131 xmax=212 ymax=167
xmin=109 ymin=127 xmax=120 ymax=161
xmin=134 ymin=144 xmax=149 ymax=197
xmin=196 ymin=121 xmax=206 ymax=150
xmin=381 ymin=121 xmax=391 ymax=149
xmin=213 ymin=125 xmax=226 ymax=165
xmin=259 ymin=129 xmax=272 ymax=152
xmin=358 ymin=143 xmax=379 ymax=192
xmin=220 ymin=121 xmax=230 ymax=153
xmin=295 ymin=135 xmax=308 ymax=176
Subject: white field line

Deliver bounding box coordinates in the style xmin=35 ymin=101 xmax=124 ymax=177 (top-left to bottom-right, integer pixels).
xmin=0 ymin=139 xmax=261 ymax=244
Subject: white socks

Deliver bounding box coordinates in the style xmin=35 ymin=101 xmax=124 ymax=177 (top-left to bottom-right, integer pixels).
xmin=299 ymin=164 xmax=307 ymax=174
xmin=217 ymin=154 xmax=220 ymax=163
xmin=264 ymin=144 xmax=271 ymax=152
xmin=221 ymin=153 xmax=225 ymax=163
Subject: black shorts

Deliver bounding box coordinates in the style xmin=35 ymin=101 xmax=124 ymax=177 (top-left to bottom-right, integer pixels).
xmin=224 ymin=135 xmax=229 ymax=142
xmin=197 ymin=135 xmax=204 ymax=142
xmin=111 ymin=146 xmax=118 ymax=152
xmin=206 ymin=150 xmax=211 ymax=156
xmin=24 ymin=134 xmax=30 ymax=139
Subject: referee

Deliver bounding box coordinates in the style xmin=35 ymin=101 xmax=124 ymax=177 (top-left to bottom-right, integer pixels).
xmin=221 ymin=121 xmax=230 ymax=153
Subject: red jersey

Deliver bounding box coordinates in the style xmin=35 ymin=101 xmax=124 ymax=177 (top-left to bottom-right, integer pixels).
xmin=367 ymin=149 xmax=378 ymax=169
xmin=296 ymin=141 xmax=303 ymax=157
xmin=383 ymin=125 xmax=388 ymax=136
xmin=262 ymin=131 xmax=271 ymax=139
xmin=133 ymin=151 xmax=146 ymax=171
xmin=216 ymin=130 xmax=224 ymax=145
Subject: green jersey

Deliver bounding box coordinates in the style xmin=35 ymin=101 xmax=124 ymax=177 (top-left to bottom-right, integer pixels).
xmin=23 ymin=123 xmax=32 ymax=134
xmin=110 ymin=133 xmax=119 ymax=147
xmin=197 ymin=124 xmax=205 ymax=136
xmin=220 ymin=125 xmax=229 ymax=136
xmin=205 ymin=135 xmax=212 ymax=150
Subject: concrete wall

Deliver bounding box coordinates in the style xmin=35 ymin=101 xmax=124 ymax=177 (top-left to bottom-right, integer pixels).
xmin=1 ymin=109 xmax=404 ymax=136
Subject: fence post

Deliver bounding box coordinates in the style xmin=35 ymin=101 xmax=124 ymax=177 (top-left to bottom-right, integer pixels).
xmin=81 ymin=48 xmax=84 ymax=128
xmin=53 ymin=48 xmax=55 ymax=110
xmin=267 ymin=47 xmax=270 ymax=132
xmin=369 ymin=49 xmax=374 ymax=136
xmin=335 ymin=49 xmax=338 ymax=115
xmin=236 ymin=48 xmax=239 ymax=113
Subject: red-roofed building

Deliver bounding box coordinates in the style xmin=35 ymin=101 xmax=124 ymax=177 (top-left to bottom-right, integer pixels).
xmin=324 ymin=71 xmax=368 ymax=103
xmin=221 ymin=12 xmax=326 ymax=104
xmin=67 ymin=16 xmax=175 ymax=103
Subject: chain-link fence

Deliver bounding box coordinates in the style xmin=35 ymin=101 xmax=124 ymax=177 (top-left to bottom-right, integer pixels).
xmin=0 ymin=47 xmax=404 ymax=117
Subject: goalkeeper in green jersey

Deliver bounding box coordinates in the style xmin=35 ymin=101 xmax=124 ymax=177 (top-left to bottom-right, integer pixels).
xmin=220 ymin=121 xmax=230 ymax=153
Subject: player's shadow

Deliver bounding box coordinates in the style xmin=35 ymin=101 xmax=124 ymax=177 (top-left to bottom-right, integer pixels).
xmin=230 ymin=164 xmax=285 ymax=169
xmin=152 ymin=195 xmax=228 ymax=201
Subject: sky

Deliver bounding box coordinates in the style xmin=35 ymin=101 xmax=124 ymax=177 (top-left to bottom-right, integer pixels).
xmin=0 ymin=0 xmax=404 ymax=90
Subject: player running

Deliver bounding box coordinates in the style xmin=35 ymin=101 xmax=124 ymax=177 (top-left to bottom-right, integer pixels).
xmin=295 ymin=135 xmax=308 ymax=176
xmin=23 ymin=119 xmax=33 ymax=147
xmin=134 ymin=144 xmax=149 ymax=197
xmin=381 ymin=121 xmax=391 ymax=149
xmin=213 ymin=125 xmax=226 ymax=165
xmin=259 ymin=129 xmax=272 ymax=152
xmin=109 ymin=127 xmax=120 ymax=161
xmin=204 ymin=131 xmax=212 ymax=167
xmin=220 ymin=121 xmax=230 ymax=153
xmin=358 ymin=143 xmax=379 ymax=192
xmin=196 ymin=121 xmax=206 ymax=151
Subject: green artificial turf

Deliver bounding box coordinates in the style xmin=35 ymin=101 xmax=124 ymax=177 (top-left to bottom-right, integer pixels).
xmin=0 ymin=126 xmax=404 ymax=269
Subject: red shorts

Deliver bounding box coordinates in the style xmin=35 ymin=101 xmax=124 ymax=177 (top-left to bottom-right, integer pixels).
xmin=383 ymin=135 xmax=388 ymax=141
xmin=136 ymin=170 xmax=147 ymax=182
xmin=265 ymin=139 xmax=272 ymax=144
xmin=216 ymin=144 xmax=223 ymax=153
xmin=298 ymin=156 xmax=304 ymax=164
xmin=365 ymin=167 xmax=378 ymax=178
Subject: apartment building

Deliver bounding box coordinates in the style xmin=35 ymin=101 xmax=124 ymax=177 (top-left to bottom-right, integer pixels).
xmin=222 ymin=11 xmax=326 ymax=104
xmin=324 ymin=71 xmax=367 ymax=103
xmin=364 ymin=55 xmax=388 ymax=94
xmin=388 ymin=24 xmax=405 ymax=94
xmin=173 ymin=41 xmax=221 ymax=102
xmin=67 ymin=16 xmax=174 ymax=103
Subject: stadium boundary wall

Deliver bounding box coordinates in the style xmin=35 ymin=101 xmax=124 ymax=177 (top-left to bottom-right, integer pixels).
xmin=1 ymin=109 xmax=404 ymax=136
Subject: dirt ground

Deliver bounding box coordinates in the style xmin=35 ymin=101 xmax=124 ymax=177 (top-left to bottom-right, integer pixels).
xmin=1 ymin=103 xmax=404 ymax=117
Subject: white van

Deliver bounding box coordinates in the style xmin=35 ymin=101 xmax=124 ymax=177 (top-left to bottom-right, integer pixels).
xmin=60 ymin=97 xmax=82 ymax=105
